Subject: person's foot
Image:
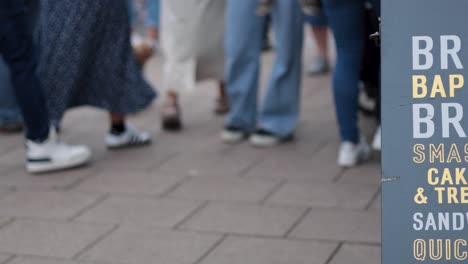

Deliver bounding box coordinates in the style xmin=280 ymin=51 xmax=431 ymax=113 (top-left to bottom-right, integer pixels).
xmin=161 ymin=93 xmax=183 ymax=131
xmin=221 ymin=126 xmax=248 ymax=144
xmin=307 ymin=57 xmax=329 ymax=76
xmin=337 ymin=137 xmax=371 ymax=167
xmin=372 ymin=126 xmax=381 ymax=151
xmin=106 ymin=124 xmax=151 ymax=149
xmin=26 ymin=131 xmax=91 ymax=174
xmin=249 ymin=129 xmax=293 ymax=148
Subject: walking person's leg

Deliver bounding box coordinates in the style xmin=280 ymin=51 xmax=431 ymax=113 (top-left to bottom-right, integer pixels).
xmin=322 ymin=0 xmax=370 ymax=166
xmin=0 ymin=0 xmax=50 ymax=141
xmin=0 ymin=58 xmax=22 ymax=132
xmin=0 ymin=0 xmax=91 ymax=173
xmin=305 ymin=12 xmax=330 ymax=75
xmin=221 ymin=0 xmax=265 ymax=143
xmin=250 ymin=0 xmax=303 ymax=147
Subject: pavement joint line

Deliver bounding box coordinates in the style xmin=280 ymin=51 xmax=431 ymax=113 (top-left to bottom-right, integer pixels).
xmin=0 ymin=217 xmax=14 ymax=231
xmin=152 ymin=197 xmax=381 ymax=211
xmin=71 ymin=189 xmax=162 ymax=200
xmin=284 ymin=208 xmax=311 ymax=238
xmin=11 ymin=254 xmax=113 ymax=264
xmin=324 ymin=242 xmax=343 ymax=264
xmin=173 ymin=227 xmax=381 ymax=246
xmin=259 ymin=179 xmax=286 ymax=205
xmin=192 ymin=234 xmax=227 ymax=264
xmin=68 ymin=193 xmax=110 ymax=222
xmin=307 ymin=140 xmax=329 ymax=157
xmin=332 ymin=168 xmax=346 ymax=183
xmin=173 ymin=200 xmax=210 ymax=230
xmin=157 ymin=175 xmax=192 ymax=198
xmin=364 ymin=185 xmax=382 ymax=211
xmin=146 ymin=151 xmax=179 ymax=173
xmin=61 ymin=169 xmax=103 ymax=192
xmin=71 ymin=223 xmax=120 ymax=261
xmin=1 ymin=255 xmax=15 ymax=264
xmin=238 ymin=156 xmax=264 ymax=178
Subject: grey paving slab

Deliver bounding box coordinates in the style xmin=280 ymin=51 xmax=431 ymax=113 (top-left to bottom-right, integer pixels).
xmin=338 ymin=163 xmax=381 ymax=185
xmin=157 ymin=151 xmax=257 ymax=177
xmin=8 ymin=257 xmax=88 ymax=264
xmin=245 ymin=144 xmax=342 ymax=182
xmin=168 ymin=177 xmax=280 ymax=202
xmin=95 ymin=146 xmax=175 ymax=171
xmin=289 ymin=209 xmax=381 ymax=243
xmin=0 ymin=190 xmax=11 ymax=200
xmin=0 ymin=135 xmax=21 ymax=153
xmin=75 ymin=170 xmax=183 ymax=196
xmin=79 ymin=226 xmax=221 ymax=264
xmin=200 ymin=236 xmax=338 ymax=264
xmin=0 ymin=219 xmax=113 ymax=258
xmin=0 ymin=255 xmax=10 ymax=264
xmin=76 ymin=196 xmax=202 ymax=227
xmin=0 ymin=217 xmax=11 ymax=227
xmin=181 ymin=203 xmax=306 ymax=236
xmin=0 ymin=165 xmax=95 ymax=190
xmin=266 ymin=182 xmax=379 ymax=209
xmin=0 ymin=191 xmax=100 ymax=220
xmin=0 ymin=148 xmax=24 ymax=172
xmin=371 ymin=193 xmax=381 ymax=209
xmin=330 ymin=244 xmax=381 ymax=264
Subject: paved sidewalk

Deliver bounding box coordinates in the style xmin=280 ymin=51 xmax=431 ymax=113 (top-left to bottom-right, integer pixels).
xmin=0 ymin=49 xmax=381 ymax=264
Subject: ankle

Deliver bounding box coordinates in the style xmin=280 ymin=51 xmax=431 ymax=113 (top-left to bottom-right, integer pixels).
xmin=110 ymin=123 xmax=126 ymax=135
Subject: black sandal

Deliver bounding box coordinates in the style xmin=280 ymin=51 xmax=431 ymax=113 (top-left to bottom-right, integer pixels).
xmin=161 ymin=94 xmax=182 ymax=131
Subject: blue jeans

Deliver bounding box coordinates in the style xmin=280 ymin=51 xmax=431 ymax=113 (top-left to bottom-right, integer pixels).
xmin=0 ymin=57 xmax=22 ymax=127
xmin=0 ymin=0 xmax=50 ymax=141
xmin=225 ymin=0 xmax=303 ymax=137
xmin=322 ymin=0 xmax=366 ymax=143
xmin=128 ymin=0 xmax=160 ymax=28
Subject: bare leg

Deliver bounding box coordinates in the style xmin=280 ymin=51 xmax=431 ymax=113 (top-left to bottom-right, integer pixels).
xmin=110 ymin=112 xmax=125 ymax=126
xmin=146 ymin=27 xmax=159 ymax=41
xmin=311 ymin=25 xmax=328 ymax=59
xmin=307 ymin=25 xmax=330 ymax=75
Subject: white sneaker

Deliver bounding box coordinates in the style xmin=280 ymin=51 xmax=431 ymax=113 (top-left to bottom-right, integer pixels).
xmin=221 ymin=126 xmax=247 ymax=144
xmin=307 ymin=57 xmax=329 ymax=76
xmin=249 ymin=129 xmax=293 ymax=148
xmin=372 ymin=126 xmax=381 ymax=151
xmin=26 ymin=130 xmax=91 ymax=174
xmin=338 ymin=137 xmax=371 ymax=167
xmin=106 ymin=125 xmax=151 ymax=149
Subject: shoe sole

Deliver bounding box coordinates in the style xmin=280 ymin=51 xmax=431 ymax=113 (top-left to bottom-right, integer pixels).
xmin=107 ymin=139 xmax=152 ymax=150
xmin=249 ymin=136 xmax=280 ymax=148
xmin=27 ymin=151 xmax=91 ymax=174
xmin=250 ymin=133 xmax=294 ymax=148
xmin=221 ymin=132 xmax=245 ymax=144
